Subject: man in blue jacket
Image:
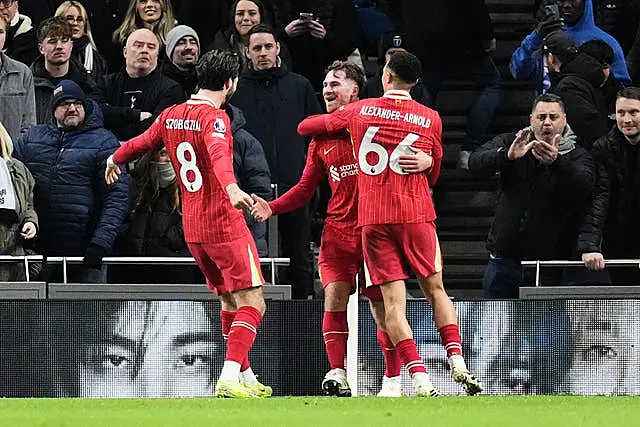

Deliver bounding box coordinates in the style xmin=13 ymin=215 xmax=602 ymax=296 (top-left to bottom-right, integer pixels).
xmin=14 ymin=79 xmax=129 ymax=283
xmin=511 ymin=0 xmax=631 ymax=94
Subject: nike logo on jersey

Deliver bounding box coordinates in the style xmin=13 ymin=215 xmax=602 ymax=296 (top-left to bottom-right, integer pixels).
xmin=323 ymin=146 xmax=336 ymax=156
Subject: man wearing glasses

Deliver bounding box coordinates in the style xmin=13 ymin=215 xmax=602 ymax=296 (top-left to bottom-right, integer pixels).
xmin=0 ymin=0 xmax=37 ymax=66
xmin=13 ymin=78 xmax=129 ymax=283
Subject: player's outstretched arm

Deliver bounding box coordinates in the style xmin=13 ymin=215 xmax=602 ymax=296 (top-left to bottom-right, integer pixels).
xmin=105 ymin=154 xmax=122 ymax=184
xmin=298 ymin=105 xmax=353 ymax=137
xmin=250 ymin=195 xmax=272 ymax=222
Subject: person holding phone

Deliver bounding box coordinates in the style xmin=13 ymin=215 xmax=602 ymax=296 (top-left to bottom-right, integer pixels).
xmin=511 ymin=0 xmax=631 ymax=94
xmin=280 ymin=0 xmax=362 ymax=90
xmin=468 ymin=93 xmax=596 ymax=299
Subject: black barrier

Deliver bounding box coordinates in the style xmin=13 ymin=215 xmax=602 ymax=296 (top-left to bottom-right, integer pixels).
xmin=0 ymin=299 xmax=638 ymax=398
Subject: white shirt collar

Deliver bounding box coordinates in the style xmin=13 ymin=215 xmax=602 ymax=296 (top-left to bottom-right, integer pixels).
xmin=383 ymin=89 xmax=412 ymax=100
xmin=187 ymin=94 xmax=219 ymax=108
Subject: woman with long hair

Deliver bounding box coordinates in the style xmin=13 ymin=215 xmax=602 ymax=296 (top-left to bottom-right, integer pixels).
xmin=55 ymin=1 xmax=108 ymax=81
xmin=211 ymin=0 xmax=289 ymax=69
xmin=0 ymin=121 xmax=37 ymax=281
xmin=110 ymin=146 xmax=194 ymax=284
xmin=112 ymin=0 xmax=176 ymax=47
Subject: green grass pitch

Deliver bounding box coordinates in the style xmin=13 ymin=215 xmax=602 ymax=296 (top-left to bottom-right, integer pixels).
xmin=1 ymin=396 xmax=638 ymax=427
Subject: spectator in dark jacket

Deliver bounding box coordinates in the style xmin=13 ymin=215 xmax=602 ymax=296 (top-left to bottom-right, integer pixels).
xmin=469 ymin=93 xmax=596 ymax=298
xmin=578 ymin=39 xmax=623 ymax=120
xmin=381 ymin=0 xmax=501 ymax=169
xmin=627 ymin=23 xmax=640 ymax=85
xmin=54 ymin=1 xmax=109 ymax=82
xmin=512 ymin=0 xmax=631 ymax=94
xmin=579 ymin=87 xmax=640 ymax=285
xmin=160 ymin=24 xmax=199 ymax=98
xmin=228 ymin=104 xmax=271 ymax=256
xmin=100 ymin=28 xmax=184 ymax=141
xmin=232 ymin=25 xmax=322 ymax=298
xmin=361 ymin=32 xmax=431 ymax=107
xmin=211 ymin=0 xmax=291 ymax=71
xmin=110 ymin=146 xmax=198 ymax=284
xmin=0 ymin=0 xmax=38 ymax=66
xmin=13 ymin=79 xmax=129 ymax=283
xmin=31 ymin=16 xmax=103 ymax=124
xmin=276 ymin=0 xmax=362 ymax=91
xmin=544 ymin=30 xmax=610 ymax=149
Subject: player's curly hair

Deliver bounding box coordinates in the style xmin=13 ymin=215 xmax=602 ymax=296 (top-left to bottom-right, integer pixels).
xmin=37 ymin=16 xmax=73 ymax=43
xmin=386 ymin=51 xmax=422 ymax=85
xmin=325 ymin=60 xmax=366 ymax=94
xmin=196 ymin=50 xmax=240 ymax=91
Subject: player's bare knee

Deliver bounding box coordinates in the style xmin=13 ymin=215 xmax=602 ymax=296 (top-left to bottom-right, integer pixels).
xmin=234 ymin=287 xmax=266 ymax=315
xmin=324 ymin=282 xmax=351 ymax=312
xmin=417 ymin=273 xmax=445 ymax=301
xmin=219 ymin=293 xmax=237 ymax=311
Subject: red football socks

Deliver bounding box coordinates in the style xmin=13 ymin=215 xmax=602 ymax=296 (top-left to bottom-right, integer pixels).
xmin=377 ymin=328 xmax=402 ymax=377
xmin=396 ymin=338 xmax=427 ymax=375
xmin=438 ymin=324 xmax=463 ymax=358
xmin=222 ymin=308 xmax=261 ymax=368
xmin=322 ymin=311 xmax=348 ymax=370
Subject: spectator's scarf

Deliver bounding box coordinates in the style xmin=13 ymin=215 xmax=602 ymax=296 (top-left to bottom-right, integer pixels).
xmin=0 ymin=158 xmax=18 ymax=222
xmin=558 ymin=125 xmax=577 ymax=155
xmin=72 ymin=36 xmax=94 ymax=75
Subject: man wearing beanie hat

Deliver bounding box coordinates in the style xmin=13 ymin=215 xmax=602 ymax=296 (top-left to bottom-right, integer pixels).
xmin=100 ymin=28 xmax=184 ymax=141
xmin=12 ymin=78 xmax=129 ymax=283
xmin=543 ymin=30 xmax=610 ymax=148
xmin=161 ymin=25 xmax=200 ymax=98
xmin=361 ymin=32 xmax=431 ymax=107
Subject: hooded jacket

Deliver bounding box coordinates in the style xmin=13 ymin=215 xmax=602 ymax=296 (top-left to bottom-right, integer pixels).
xmin=468 ymin=126 xmax=595 ymax=261
xmin=228 ymin=104 xmax=272 ymax=256
xmin=231 ymin=63 xmax=321 ymax=189
xmin=549 ymin=53 xmax=610 ymax=148
xmin=13 ymin=101 xmax=130 ymax=256
xmin=511 ymin=0 xmax=631 ymax=92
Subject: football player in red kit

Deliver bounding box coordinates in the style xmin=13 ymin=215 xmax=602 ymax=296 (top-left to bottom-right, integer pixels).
xmin=251 ymin=61 xmax=432 ymax=397
xmin=105 ymin=50 xmax=270 ymax=399
xmin=298 ymin=51 xmax=483 ymax=396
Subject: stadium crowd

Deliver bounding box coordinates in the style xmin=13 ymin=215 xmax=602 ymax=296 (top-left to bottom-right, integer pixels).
xmin=0 ymin=0 xmax=639 ymax=301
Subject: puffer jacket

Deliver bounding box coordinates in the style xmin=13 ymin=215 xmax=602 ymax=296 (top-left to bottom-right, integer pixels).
xmin=228 ymin=104 xmax=272 ymax=256
xmin=0 ymin=158 xmax=38 ymax=281
xmin=13 ymin=102 xmax=129 ymax=256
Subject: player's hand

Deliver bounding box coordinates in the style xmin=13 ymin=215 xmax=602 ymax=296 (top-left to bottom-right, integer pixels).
xmin=105 ymin=154 xmax=121 ymax=185
xmin=21 ymin=221 xmax=37 ymax=239
xmin=398 ymin=146 xmax=433 ymax=173
xmin=582 ymin=252 xmax=605 ymax=271
xmin=507 ymin=128 xmax=534 ymax=161
xmin=250 ymin=194 xmax=273 ymax=222
xmin=226 ymin=184 xmax=254 ymax=210
xmin=532 ymin=134 xmax=560 ymax=166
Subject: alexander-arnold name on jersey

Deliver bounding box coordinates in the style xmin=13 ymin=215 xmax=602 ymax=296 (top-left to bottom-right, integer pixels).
xmin=359 ymin=105 xmax=432 ymax=128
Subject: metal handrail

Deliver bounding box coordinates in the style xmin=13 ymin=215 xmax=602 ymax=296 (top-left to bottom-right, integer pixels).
xmin=0 ymin=255 xmax=290 ymax=284
xmin=521 ymin=259 xmax=640 ymax=287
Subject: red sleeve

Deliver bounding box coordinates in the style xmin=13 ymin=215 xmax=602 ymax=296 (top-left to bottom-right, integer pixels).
xmin=269 ymin=140 xmax=324 ymax=214
xmin=206 ymin=114 xmax=236 ymax=189
xmin=297 ymin=104 xmax=355 ymax=137
xmin=113 ymin=115 xmax=164 ymax=164
xmin=428 ymin=113 xmax=443 ymax=187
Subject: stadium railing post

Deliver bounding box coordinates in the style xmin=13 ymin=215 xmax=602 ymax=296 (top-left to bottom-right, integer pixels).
xmin=346 ymin=274 xmax=359 ymax=396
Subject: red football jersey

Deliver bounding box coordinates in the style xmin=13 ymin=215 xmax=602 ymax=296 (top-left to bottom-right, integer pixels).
xmin=269 ymin=132 xmax=358 ymax=234
xmin=298 ymin=90 xmax=443 ymax=226
xmin=113 ymin=94 xmax=249 ymax=244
